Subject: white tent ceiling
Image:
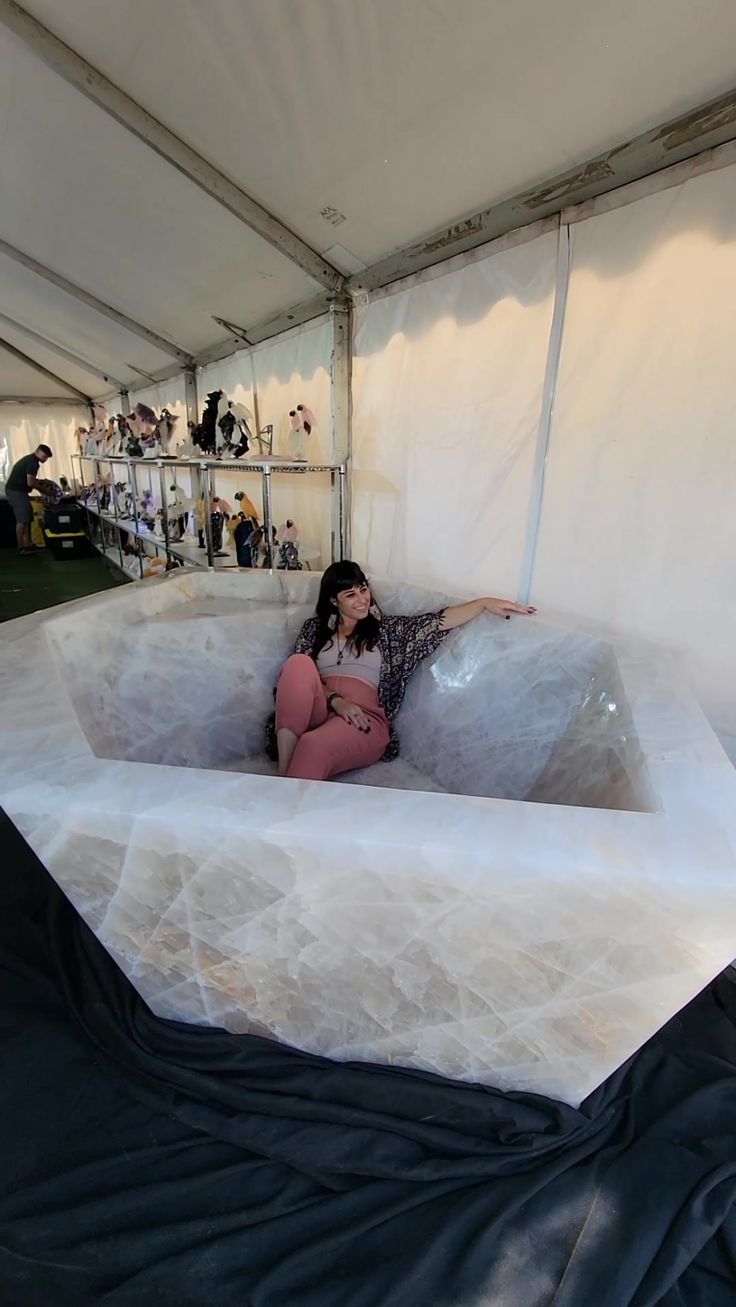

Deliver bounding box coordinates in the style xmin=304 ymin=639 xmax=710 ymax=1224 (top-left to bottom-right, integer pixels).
xmin=2 ymin=0 xmax=736 ymax=400
xmin=0 ymin=341 xmax=80 ymax=397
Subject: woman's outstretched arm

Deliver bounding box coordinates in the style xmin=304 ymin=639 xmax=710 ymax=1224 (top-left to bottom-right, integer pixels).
xmin=440 ymin=597 xmax=536 ymax=630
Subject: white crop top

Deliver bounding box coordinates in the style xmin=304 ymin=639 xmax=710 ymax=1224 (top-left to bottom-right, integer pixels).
xmin=316 ymin=639 xmax=382 ymax=687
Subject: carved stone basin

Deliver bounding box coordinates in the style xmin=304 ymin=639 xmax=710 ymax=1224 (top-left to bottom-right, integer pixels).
xmin=2 ymin=569 xmax=735 ymax=1105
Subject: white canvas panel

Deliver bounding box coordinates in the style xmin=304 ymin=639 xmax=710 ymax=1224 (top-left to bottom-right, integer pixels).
xmin=198 ymin=352 xmax=255 ymax=417
xmin=0 ymin=403 xmax=89 ymax=486
xmin=351 ymin=230 xmax=558 ymax=595
xmin=532 ymin=165 xmax=736 ymax=762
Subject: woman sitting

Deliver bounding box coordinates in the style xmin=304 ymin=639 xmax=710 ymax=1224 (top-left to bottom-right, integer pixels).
xmin=272 ymin=561 xmax=535 ymax=782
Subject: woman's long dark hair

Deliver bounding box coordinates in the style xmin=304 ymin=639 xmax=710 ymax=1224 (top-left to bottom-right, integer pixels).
xmin=311 ymin=561 xmax=381 ymax=658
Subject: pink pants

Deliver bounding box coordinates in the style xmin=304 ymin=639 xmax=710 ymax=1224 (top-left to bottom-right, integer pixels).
xmin=275 ymin=653 xmax=390 ymax=781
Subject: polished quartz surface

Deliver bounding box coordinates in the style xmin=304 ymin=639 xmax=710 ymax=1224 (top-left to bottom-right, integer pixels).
xmin=45 ymin=580 xmax=648 ymax=809
xmin=1 ymin=570 xmax=735 ymax=1105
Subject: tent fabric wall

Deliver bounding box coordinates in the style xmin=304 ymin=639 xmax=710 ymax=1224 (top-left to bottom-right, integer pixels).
xmin=531 ymin=163 xmax=736 ymax=762
xmin=198 ymin=353 xmax=255 ymax=419
xmin=350 ymin=161 xmax=736 ymax=763
xmin=0 ymin=403 xmax=89 ymax=487
xmin=351 ymin=230 xmax=559 ymax=596
xmin=128 ymin=377 xmax=187 ymax=429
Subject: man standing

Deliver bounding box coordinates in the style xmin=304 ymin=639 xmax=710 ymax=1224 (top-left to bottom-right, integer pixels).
xmin=5 ymin=444 xmax=53 ymax=554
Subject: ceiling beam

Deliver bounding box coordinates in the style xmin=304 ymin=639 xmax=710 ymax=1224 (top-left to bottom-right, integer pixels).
xmin=0 ymin=310 xmax=128 ymax=391
xmin=0 ymin=335 xmax=92 ymax=402
xmin=347 ymin=85 xmax=736 ymax=293
xmin=0 ymin=0 xmax=343 ymax=293
xmin=0 ymin=237 xmax=193 ymax=364
xmin=0 ymin=395 xmax=85 ymax=405
xmin=195 ymin=292 xmax=341 ymax=368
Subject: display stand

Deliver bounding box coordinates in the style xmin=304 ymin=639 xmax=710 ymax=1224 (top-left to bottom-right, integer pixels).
xmin=71 ymin=453 xmax=348 ymax=577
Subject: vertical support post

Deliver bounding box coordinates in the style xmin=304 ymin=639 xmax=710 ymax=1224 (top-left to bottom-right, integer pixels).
xmin=329 ymin=301 xmax=351 ymax=465
xmin=129 ymin=459 xmax=144 ymax=580
xmin=93 ymin=456 xmax=103 ymax=550
xmin=75 ymin=453 xmax=92 ymax=549
xmin=200 ymin=463 xmax=215 ymax=569
xmin=261 ymin=465 xmax=273 ymax=569
xmin=183 ymin=370 xmax=199 ymax=545
xmin=105 ymin=458 xmax=124 ymax=570
xmin=183 ymin=367 xmax=198 ymax=428
xmin=189 ymin=462 xmax=203 ymax=565
xmin=330 ymin=469 xmax=336 ymax=563
xmin=330 ymin=302 xmax=351 ymax=564
xmin=248 ymin=348 xmax=261 ymax=447
xmin=338 ymin=464 xmax=349 ymax=560
xmin=120 ymin=387 xmax=130 ymax=414
xmin=157 ymin=461 xmax=170 ymax=565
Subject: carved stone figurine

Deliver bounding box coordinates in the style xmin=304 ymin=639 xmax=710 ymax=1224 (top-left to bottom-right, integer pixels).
xmin=276 ymin=519 xmax=301 ymax=570
xmin=139 ymin=487 xmax=156 ymax=531
xmin=195 ymin=493 xmax=229 ymax=553
xmin=218 ymin=399 xmax=253 ymax=458
xmin=288 ymin=403 xmax=315 ymax=461
xmin=126 ymin=432 xmax=144 ymax=458
xmin=296 ymin=403 xmax=315 ymax=435
xmin=154 ymin=408 xmax=180 ymax=456
xmin=167 ymin=485 xmax=193 ymax=540
xmin=234 ymin=488 xmax=260 ymax=520
xmin=210 ymin=497 xmax=226 ymax=554
xmin=128 ymin=403 xmax=160 ymax=457
xmin=195 ymin=495 xmax=206 ymax=548
xmin=232 ymin=514 xmax=256 ymax=567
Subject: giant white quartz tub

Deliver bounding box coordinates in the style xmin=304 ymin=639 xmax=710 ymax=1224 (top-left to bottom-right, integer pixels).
xmin=2 ymin=568 xmax=736 ymax=1106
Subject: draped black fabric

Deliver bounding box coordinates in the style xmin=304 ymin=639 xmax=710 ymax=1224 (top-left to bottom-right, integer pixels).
xmin=1 ymin=808 xmax=735 ymax=1307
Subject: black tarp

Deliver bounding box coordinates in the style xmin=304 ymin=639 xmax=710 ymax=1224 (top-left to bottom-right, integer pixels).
xmin=1 ymin=808 xmax=735 ymax=1307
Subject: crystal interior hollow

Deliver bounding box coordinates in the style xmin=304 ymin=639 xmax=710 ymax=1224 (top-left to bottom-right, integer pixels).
xmin=2 ymin=570 xmax=736 ymax=1105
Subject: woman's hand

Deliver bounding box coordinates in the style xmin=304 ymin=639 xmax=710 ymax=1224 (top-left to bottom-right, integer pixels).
xmin=331 ymin=697 xmax=372 ymax=732
xmin=483 ymin=597 xmax=536 ymax=618
xmin=441 ymin=597 xmax=536 ymax=630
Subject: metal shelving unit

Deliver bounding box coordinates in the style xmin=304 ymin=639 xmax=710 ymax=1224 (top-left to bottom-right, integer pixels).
xmin=71 ymin=452 xmax=348 ymax=578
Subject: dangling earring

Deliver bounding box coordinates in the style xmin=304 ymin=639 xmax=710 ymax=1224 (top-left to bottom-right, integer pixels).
xmin=369 ymin=603 xmax=382 ymax=621
xmin=327 ymin=609 xmax=338 ymax=631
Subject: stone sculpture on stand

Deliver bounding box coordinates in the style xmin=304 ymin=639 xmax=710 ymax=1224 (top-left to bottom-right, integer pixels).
xmin=195 ymin=495 xmax=206 ymax=548
xmin=176 ymin=423 xmax=198 ymax=459
xmin=139 ymin=487 xmax=157 ymax=531
xmin=113 ymin=481 xmax=128 ymax=515
xmin=210 ymin=497 xmax=226 ymax=554
xmin=195 ymin=391 xmax=220 ymax=456
xmin=166 ymin=485 xmax=194 ymax=541
xmin=84 ymin=430 xmax=99 ymax=456
xmin=288 ymin=405 xmax=312 ymax=461
xmin=215 ymin=397 xmax=253 ymax=459
xmin=190 ymin=390 xmax=254 ymax=461
xmin=234 ymin=489 xmax=260 ymax=519
xmin=276 ymin=519 xmax=301 ymax=569
xmin=154 ymin=408 xmax=180 ymax=456
xmin=116 ymin=412 xmax=133 ymax=453
xmin=232 ymin=515 xmax=259 ymax=567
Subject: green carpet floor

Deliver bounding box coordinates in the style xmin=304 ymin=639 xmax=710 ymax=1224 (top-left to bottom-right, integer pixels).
xmin=0 ymin=546 xmax=127 ymax=623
